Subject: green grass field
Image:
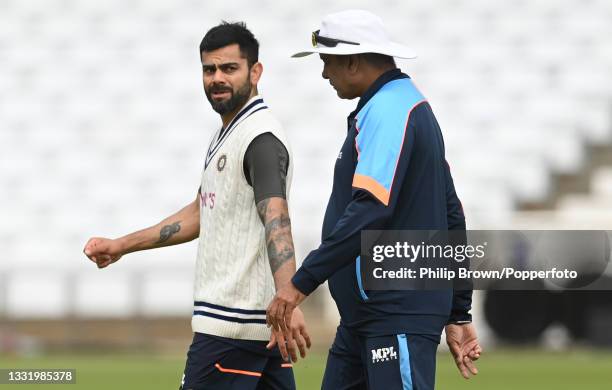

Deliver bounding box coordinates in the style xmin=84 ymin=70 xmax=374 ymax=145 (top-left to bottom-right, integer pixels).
xmin=1 ymin=349 xmax=611 ymax=389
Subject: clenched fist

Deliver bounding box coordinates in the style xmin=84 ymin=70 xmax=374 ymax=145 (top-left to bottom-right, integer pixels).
xmin=83 ymin=237 xmax=124 ymax=269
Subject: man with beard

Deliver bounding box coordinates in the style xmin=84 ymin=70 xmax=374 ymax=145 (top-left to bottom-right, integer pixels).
xmin=83 ymin=22 xmax=310 ymax=390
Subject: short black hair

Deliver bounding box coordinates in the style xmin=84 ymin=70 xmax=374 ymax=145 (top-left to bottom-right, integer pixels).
xmin=359 ymin=53 xmax=396 ymax=68
xmin=200 ymin=21 xmax=259 ymax=68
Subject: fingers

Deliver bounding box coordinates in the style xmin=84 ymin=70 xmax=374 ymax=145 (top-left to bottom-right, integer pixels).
xmin=455 ymin=355 xmax=471 ymax=379
xmin=463 ymin=338 xmax=480 ymax=352
xmin=300 ymin=325 xmax=312 ymax=349
xmin=266 ymin=299 xmax=283 ymax=331
xmin=445 ymin=324 xmax=481 ymax=379
xmin=467 ymin=344 xmax=482 ymax=360
xmin=283 ymin=306 xmax=293 ymax=334
xmin=275 ymin=303 xmax=287 ymax=332
xmin=268 ymin=327 xmax=299 ymax=363
xmin=275 ymin=329 xmax=289 ymax=362
xmin=266 ymin=332 xmax=277 ymax=350
xmin=447 ymin=340 xmax=462 ymax=360
xmin=293 ymin=327 xmax=307 ymax=359
xmin=463 ymin=355 xmax=479 ymax=376
xmin=453 ymin=347 xmax=480 ymax=379
xmin=462 ymin=339 xmax=482 ymax=361
xmin=267 ymin=299 xmax=289 ymax=334
xmin=267 ymin=306 xmax=276 ymax=330
xmin=83 ymin=238 xmax=111 ymax=266
xmin=266 ymin=301 xmax=274 ymax=328
xmin=83 ymin=238 xmax=101 ymax=257
xmin=83 ymin=239 xmax=93 ymax=256
xmin=96 ymin=255 xmax=112 ymax=269
xmin=84 ymin=237 xmax=122 ymax=269
xmin=285 ymin=331 xmax=298 ymax=363
xmin=83 ymin=238 xmax=97 ymax=262
xmin=448 ymin=340 xmax=471 ymax=379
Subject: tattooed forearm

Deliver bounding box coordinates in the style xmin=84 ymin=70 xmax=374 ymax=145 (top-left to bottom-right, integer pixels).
xmin=266 ymin=215 xmax=295 ymax=274
xmin=157 ymin=221 xmax=181 ymax=244
xmin=257 ymin=198 xmax=295 ymax=275
xmin=256 ymin=199 xmax=270 ymax=223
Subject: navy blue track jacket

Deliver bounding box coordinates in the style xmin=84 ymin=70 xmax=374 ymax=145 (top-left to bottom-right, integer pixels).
xmin=292 ymin=69 xmax=472 ymax=337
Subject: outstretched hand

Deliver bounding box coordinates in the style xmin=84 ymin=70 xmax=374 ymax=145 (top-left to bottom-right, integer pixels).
xmin=445 ymin=323 xmax=482 ymax=379
xmin=83 ymin=237 xmax=123 ymax=268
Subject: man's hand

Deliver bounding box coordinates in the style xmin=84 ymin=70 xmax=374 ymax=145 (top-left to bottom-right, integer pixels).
xmin=83 ymin=237 xmax=124 ymax=269
xmin=266 ymin=281 xmax=306 ymax=341
xmin=266 ymin=307 xmax=311 ymax=362
xmin=445 ymin=323 xmax=482 ymax=379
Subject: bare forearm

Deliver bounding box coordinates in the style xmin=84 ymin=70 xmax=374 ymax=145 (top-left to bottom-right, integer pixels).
xmin=119 ymin=200 xmax=200 ymax=254
xmin=257 ymin=198 xmax=296 ymax=290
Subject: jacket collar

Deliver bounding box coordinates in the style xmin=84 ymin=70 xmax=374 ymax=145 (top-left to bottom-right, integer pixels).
xmin=348 ymin=68 xmax=408 ymax=123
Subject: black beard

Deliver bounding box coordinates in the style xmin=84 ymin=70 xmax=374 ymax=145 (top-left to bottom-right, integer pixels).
xmin=205 ymin=79 xmax=252 ymax=116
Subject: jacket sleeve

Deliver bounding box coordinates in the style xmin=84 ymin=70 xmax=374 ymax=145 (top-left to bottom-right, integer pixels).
xmin=291 ymin=102 xmax=419 ymax=296
xmin=445 ymin=161 xmax=473 ymax=324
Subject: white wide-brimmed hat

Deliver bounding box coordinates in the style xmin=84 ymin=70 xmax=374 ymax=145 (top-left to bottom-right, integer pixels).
xmin=292 ymin=10 xmax=417 ymax=59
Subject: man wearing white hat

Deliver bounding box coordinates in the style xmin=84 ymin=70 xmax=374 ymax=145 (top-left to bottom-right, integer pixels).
xmin=267 ymin=10 xmax=482 ymax=390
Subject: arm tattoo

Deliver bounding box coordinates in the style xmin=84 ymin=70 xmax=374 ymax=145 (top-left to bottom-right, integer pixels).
xmin=257 ymin=199 xmax=295 ymax=275
xmin=157 ymin=221 xmax=181 ymax=244
xmin=256 ymin=199 xmax=270 ymax=223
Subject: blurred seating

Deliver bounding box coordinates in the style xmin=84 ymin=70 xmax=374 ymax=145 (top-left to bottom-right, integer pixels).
xmin=1 ymin=0 xmax=611 ymax=318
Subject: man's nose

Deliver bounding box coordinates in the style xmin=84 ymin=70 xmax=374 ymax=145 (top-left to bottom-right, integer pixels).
xmin=210 ymin=68 xmax=227 ymax=84
xmin=213 ymin=71 xmax=225 ymax=83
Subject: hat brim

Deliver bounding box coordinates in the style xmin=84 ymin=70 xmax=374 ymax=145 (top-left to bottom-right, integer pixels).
xmin=292 ymin=41 xmax=417 ymax=59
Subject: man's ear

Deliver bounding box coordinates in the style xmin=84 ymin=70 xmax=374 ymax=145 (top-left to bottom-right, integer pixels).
xmin=347 ymin=54 xmax=361 ymax=75
xmin=250 ymin=62 xmax=263 ymax=85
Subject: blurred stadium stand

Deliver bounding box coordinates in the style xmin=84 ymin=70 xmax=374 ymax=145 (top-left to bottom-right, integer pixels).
xmin=1 ymin=0 xmax=611 ymax=350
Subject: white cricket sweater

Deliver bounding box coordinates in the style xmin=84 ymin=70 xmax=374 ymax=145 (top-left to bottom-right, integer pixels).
xmin=192 ymin=96 xmax=293 ymax=341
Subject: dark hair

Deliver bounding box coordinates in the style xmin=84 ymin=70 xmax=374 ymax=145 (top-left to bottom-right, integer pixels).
xmin=200 ymin=21 xmax=259 ymax=67
xmin=359 ymin=53 xmax=396 ymax=68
